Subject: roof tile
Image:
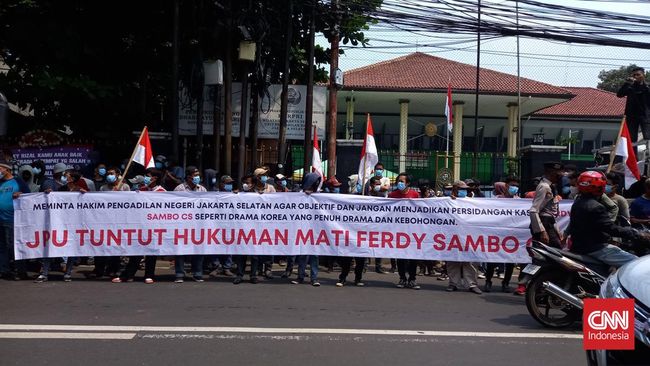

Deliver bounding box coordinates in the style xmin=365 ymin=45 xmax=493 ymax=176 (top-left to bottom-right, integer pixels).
xmin=534 ymin=87 xmax=625 ymax=117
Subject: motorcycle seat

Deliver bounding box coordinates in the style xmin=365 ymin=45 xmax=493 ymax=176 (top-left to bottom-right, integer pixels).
xmin=560 ymin=250 xmax=604 ymax=266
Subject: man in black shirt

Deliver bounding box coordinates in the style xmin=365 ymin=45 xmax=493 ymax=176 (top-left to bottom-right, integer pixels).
xmin=617 ymin=67 xmax=650 ymax=142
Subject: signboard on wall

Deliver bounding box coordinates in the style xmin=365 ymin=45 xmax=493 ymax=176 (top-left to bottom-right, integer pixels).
xmin=12 ymin=146 xmax=93 ymax=177
xmin=179 ymin=83 xmax=327 ymax=139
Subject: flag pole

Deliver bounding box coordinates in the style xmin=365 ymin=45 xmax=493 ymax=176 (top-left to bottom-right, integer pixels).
xmin=446 ymin=78 xmax=450 ymax=169
xmin=117 ymin=126 xmax=148 ymax=189
xmin=606 ymin=116 xmax=626 ymax=174
xmin=360 ymin=114 xmax=368 ymax=196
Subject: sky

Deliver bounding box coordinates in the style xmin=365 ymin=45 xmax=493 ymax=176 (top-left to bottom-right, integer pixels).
xmin=316 ymin=0 xmax=650 ymax=88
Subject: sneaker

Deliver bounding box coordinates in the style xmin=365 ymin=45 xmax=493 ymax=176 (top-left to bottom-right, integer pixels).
xmin=233 ymin=277 xmax=243 ymax=285
xmin=174 ymin=278 xmax=184 ymax=283
xmin=192 ymin=276 xmax=204 ymax=282
xmin=396 ymin=279 xmax=407 ymax=288
xmin=264 ymin=270 xmax=274 ymax=280
xmin=446 ymin=285 xmax=458 ymax=292
xmin=291 ymin=278 xmax=304 ymax=285
xmin=34 ymin=275 xmax=48 ymax=283
xmin=375 ymin=267 xmax=386 ymax=274
xmin=335 ymin=281 xmax=345 ymax=287
xmin=437 ymin=274 xmax=449 ymax=281
xmin=111 ymin=277 xmax=123 ymax=283
xmin=311 ymin=281 xmax=321 ymax=287
xmin=514 ymin=284 xmax=526 ymax=296
xmin=469 ymin=286 xmax=483 ymax=294
xmin=250 ymin=277 xmax=258 ymax=284
xmin=63 ymin=274 xmax=72 ymax=282
xmin=484 ymin=281 xmax=492 ymax=293
xmin=144 ymin=278 xmax=154 ymax=284
xmin=408 ymin=280 xmax=420 ymax=290
xmin=223 ymin=269 xmax=234 ymax=277
xmin=208 ymin=269 xmax=219 ymax=278
xmin=478 ymin=273 xmax=486 ymax=279
xmin=355 ymin=281 xmax=365 ymax=287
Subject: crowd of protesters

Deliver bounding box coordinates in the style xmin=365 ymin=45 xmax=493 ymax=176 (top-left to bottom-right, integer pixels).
xmin=0 ymin=151 xmax=644 ymax=295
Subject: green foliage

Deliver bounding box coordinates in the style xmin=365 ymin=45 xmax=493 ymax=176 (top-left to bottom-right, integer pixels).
xmin=597 ymin=64 xmax=650 ymax=92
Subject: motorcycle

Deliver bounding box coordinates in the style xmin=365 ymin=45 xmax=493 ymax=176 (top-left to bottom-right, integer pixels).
xmin=523 ymin=240 xmax=610 ymax=328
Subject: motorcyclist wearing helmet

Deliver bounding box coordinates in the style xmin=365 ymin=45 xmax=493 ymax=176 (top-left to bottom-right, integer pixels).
xmin=568 ymin=171 xmax=642 ymax=268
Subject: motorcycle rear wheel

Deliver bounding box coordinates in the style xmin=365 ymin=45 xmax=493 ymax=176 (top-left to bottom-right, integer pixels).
xmin=525 ymin=269 xmax=580 ymax=328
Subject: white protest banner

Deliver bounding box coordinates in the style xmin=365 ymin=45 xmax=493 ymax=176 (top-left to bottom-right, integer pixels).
xmin=13 ymin=192 xmax=571 ymax=262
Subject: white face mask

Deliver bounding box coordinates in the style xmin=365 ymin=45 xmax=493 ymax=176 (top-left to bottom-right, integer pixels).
xmin=242 ymin=183 xmax=251 ymax=191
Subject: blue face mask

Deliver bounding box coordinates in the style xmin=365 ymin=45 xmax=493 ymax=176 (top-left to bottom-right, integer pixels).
xmin=508 ymin=186 xmax=519 ymax=195
xmin=457 ymin=189 xmax=468 ymax=198
xmin=333 ymin=187 xmax=340 ymax=193
xmin=605 ymin=184 xmax=613 ymax=194
xmin=396 ymin=181 xmax=406 ymax=191
xmin=155 ymin=162 xmax=164 ymax=169
xmin=106 ymin=174 xmax=117 ymax=183
xmin=192 ymin=176 xmax=201 ymax=185
xmin=324 ymin=187 xmax=330 ymax=193
xmin=260 ymin=176 xmax=268 ymax=184
xmin=443 ymin=190 xmax=451 ymax=197
xmin=375 ymin=169 xmax=383 ymax=177
xmin=562 ymin=186 xmax=571 ymax=195
xmin=60 ymin=175 xmax=68 ymax=184
xmin=224 ymin=184 xmax=233 ymax=192
xmin=32 ymin=167 xmax=41 ymax=175
xmin=281 ymin=180 xmax=287 ymax=187
xmin=143 ymin=176 xmax=152 ymax=186
xmin=356 ymin=184 xmax=362 ymax=193
xmin=98 ymin=168 xmax=106 ymax=176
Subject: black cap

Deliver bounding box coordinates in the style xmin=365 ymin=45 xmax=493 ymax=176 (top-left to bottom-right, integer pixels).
xmin=543 ymin=161 xmax=563 ymax=170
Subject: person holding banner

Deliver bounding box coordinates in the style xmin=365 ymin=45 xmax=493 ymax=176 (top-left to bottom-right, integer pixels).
xmin=446 ymin=181 xmax=482 ymax=294
xmin=367 ymin=175 xmax=395 ymax=274
xmin=253 ymin=167 xmax=276 ymax=280
xmin=0 ymin=160 xmax=31 ymax=281
xmin=291 ymin=172 xmax=322 ymax=287
xmin=39 ymin=162 xmax=69 ymax=192
xmin=389 ymin=173 xmax=421 ymax=290
xmin=112 ymin=168 xmax=166 ymax=284
xmin=173 ymin=167 xmax=207 ymax=283
xmin=234 ymin=175 xmax=261 ymax=285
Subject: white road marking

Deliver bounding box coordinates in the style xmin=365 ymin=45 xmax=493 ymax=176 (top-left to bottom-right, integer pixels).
xmin=0 ymin=324 xmax=583 ymax=339
xmin=0 ymin=332 xmax=135 ymax=340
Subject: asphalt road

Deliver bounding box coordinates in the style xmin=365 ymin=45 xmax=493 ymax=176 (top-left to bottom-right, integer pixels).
xmin=0 ymin=263 xmax=586 ymax=366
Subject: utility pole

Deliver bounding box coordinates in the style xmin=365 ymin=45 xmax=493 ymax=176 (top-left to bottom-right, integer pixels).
xmin=473 ymin=0 xmax=481 ymax=178
xmin=171 ymin=0 xmax=180 ymax=160
xmin=278 ymin=0 xmax=293 ymax=174
xmin=327 ymin=0 xmax=340 ymax=178
xmin=303 ymin=1 xmax=316 ymax=177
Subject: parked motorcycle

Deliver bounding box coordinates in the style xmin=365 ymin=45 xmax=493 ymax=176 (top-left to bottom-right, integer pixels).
xmin=523 ymin=240 xmax=610 ymax=328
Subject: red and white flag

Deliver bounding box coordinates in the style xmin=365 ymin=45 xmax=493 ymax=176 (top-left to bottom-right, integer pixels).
xmin=133 ymin=127 xmax=156 ymax=169
xmin=311 ymin=126 xmax=324 ymax=190
xmin=615 ymin=120 xmax=640 ymax=189
xmin=357 ymin=114 xmax=379 ymax=188
xmin=445 ymin=83 xmax=453 ymax=132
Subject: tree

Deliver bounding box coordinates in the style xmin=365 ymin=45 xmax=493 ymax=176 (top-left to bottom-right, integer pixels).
xmin=597 ymin=64 xmax=650 ymax=92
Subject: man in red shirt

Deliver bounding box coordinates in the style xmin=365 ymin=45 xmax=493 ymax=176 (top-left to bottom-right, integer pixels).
xmin=388 ymin=173 xmax=421 ymax=289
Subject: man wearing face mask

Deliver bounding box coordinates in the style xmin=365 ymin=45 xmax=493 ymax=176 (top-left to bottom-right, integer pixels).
xmin=172 ymin=167 xmax=206 ymax=283
xmin=112 ymin=169 xmax=166 ymax=284
xmin=0 ymin=160 xmax=31 ymax=280
xmin=529 ymin=162 xmax=563 ymax=248
xmin=290 ymin=172 xmax=321 ymax=286
xmin=274 ymin=174 xmax=290 ymax=192
xmin=31 ymin=160 xmax=46 ymax=186
xmin=389 ymin=173 xmax=421 ymax=289
xmin=240 ymin=175 xmax=254 ymax=193
xmin=40 ymin=163 xmax=69 ymax=192
xmin=446 ymin=180 xmax=482 ymax=294
xmin=93 ymin=163 xmax=107 ymax=188
xmin=206 ymin=175 xmax=236 ymax=278
xmin=253 ymin=167 xmax=276 ymax=279
xmin=366 ymin=162 xmax=390 ymax=197
xmin=100 ymin=167 xmax=130 ymax=191
xmin=234 ymin=175 xmax=260 ymax=284
xmin=19 ymin=165 xmax=40 ymax=192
